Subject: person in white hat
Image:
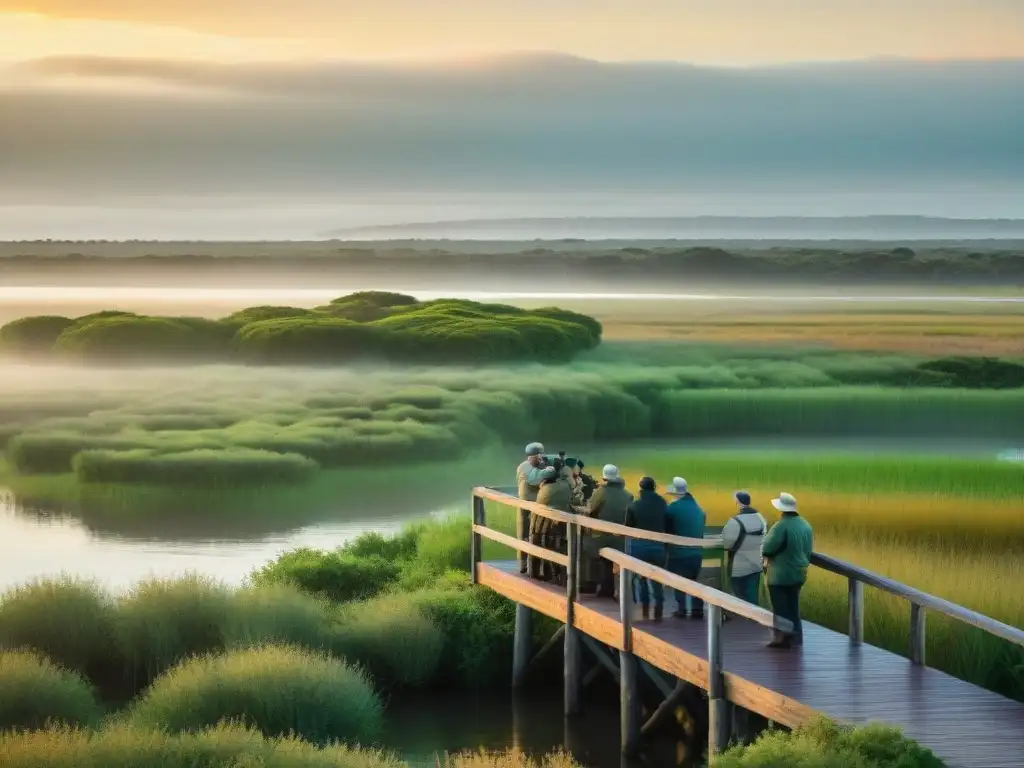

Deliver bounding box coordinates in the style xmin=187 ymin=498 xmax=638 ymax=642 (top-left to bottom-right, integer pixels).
xmin=762 ymin=492 xmax=814 ymax=649
xmin=582 ymin=464 xmax=634 ymax=598
xmin=516 ymin=442 xmax=547 ymax=574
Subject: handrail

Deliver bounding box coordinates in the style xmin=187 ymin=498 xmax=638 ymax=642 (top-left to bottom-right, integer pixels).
xmin=473 ymin=486 xmax=723 ymax=550
xmin=473 ymin=525 xmax=570 ymax=567
xmin=811 ymin=552 xmax=1024 ymax=649
xmin=601 ymin=548 xmax=793 ymax=632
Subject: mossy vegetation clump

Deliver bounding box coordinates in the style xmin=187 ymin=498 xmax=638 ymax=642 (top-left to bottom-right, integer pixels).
xmin=0 ymin=651 xmax=103 ymax=731
xmin=0 ymin=292 xmax=602 ymax=365
xmin=127 ymin=645 xmax=384 ymax=745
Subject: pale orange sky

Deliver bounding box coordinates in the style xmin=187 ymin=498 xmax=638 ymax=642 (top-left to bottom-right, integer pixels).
xmin=2 ymin=0 xmax=1024 ymax=64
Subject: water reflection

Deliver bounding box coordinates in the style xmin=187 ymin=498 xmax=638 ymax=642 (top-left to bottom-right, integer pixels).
xmin=388 ymin=692 xmax=701 ymax=768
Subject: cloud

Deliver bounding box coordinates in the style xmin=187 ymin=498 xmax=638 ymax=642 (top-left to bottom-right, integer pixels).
xmin=2 ymin=55 xmax=1022 ymax=200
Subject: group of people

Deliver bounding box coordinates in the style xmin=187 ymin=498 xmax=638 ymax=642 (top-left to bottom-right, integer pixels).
xmin=515 ymin=442 xmax=814 ymax=649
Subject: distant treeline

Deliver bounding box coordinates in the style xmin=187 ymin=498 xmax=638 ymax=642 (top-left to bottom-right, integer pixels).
xmin=1 ymin=243 xmax=1022 ymax=284
xmin=0 ymin=292 xmax=602 ymax=365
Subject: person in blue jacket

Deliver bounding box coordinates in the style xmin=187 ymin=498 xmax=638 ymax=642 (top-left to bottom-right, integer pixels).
xmin=664 ymin=477 xmax=707 ymax=619
xmin=624 ymin=477 xmax=669 ymax=621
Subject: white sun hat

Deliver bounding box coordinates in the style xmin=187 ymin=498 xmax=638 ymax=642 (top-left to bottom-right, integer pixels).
xmin=772 ymin=492 xmax=798 ymax=512
xmin=601 ymin=464 xmax=621 ymax=481
xmin=525 ymin=442 xmax=545 ymax=456
xmin=666 ymin=477 xmax=688 ymax=495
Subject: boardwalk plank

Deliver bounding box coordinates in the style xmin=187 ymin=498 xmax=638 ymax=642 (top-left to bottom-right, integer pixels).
xmin=480 ymin=561 xmax=1024 ymax=768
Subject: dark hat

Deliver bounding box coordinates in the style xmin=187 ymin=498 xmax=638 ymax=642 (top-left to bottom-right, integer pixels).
xmin=639 ymin=476 xmax=656 ymax=492
xmin=735 ymin=490 xmax=751 ymax=506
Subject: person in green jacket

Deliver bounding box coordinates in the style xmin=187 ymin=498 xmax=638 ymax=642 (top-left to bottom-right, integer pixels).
xmin=583 ymin=464 xmax=633 ymax=598
xmin=761 ymin=492 xmax=814 ymax=649
xmin=664 ymin=477 xmax=707 ymax=619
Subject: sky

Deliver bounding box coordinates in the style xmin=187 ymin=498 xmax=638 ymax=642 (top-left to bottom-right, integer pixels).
xmin=2 ymin=0 xmax=1024 ymax=64
xmin=1 ymin=0 xmax=1023 ymax=222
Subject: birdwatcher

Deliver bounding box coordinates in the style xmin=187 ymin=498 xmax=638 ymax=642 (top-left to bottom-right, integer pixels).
xmin=721 ymin=491 xmax=768 ymax=606
xmin=535 ymin=457 xmax=574 ymax=584
xmin=575 ymin=459 xmax=597 ymax=504
xmin=517 ymin=442 xmax=547 ymax=575
xmin=664 ymin=478 xmax=707 ymax=620
xmin=625 ymin=477 xmax=669 ymax=621
xmin=582 ymin=464 xmax=633 ymax=598
xmin=762 ymin=492 xmax=814 ymax=649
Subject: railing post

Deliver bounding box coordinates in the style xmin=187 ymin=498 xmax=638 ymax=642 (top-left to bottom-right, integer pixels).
xmin=910 ymin=603 xmax=926 ymax=666
xmin=619 ymin=564 xmax=640 ymax=756
xmin=708 ymin=603 xmax=729 ymax=759
xmin=471 ymin=494 xmax=484 ymax=584
xmin=848 ymin=577 xmax=864 ymax=644
xmin=564 ymin=522 xmax=581 ymax=716
xmin=574 ymin=522 xmax=583 ymax=598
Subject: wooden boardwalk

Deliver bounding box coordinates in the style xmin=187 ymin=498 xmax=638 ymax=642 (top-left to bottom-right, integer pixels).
xmin=471 ymin=487 xmax=1024 ymax=768
xmin=479 ymin=561 xmax=1024 ymax=767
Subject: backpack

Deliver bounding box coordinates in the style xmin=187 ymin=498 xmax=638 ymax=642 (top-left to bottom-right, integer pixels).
xmin=727 ymin=512 xmax=765 ymax=556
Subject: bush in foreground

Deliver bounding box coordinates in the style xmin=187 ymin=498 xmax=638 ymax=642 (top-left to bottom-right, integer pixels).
xmin=0 ymin=723 xmax=404 ymax=768
xmin=328 ymin=593 xmax=445 ymax=689
xmin=717 ymin=717 xmax=946 ymax=768
xmin=251 ymin=550 xmax=403 ymax=602
xmin=0 ymin=651 xmax=102 ymax=731
xmin=0 ymin=577 xmax=117 ymax=677
xmin=128 ymin=645 xmax=383 ymax=745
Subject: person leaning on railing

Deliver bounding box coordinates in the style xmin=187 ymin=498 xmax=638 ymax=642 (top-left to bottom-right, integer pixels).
xmin=580 ymin=464 xmax=632 ymax=599
xmin=762 ymin=492 xmax=814 ymax=649
xmin=533 ymin=458 xmax=579 ymax=585
xmin=624 ymin=477 xmax=670 ymax=621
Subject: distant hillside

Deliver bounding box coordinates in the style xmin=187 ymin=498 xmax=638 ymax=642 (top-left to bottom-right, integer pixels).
xmin=327 ymin=216 xmax=1024 ymax=241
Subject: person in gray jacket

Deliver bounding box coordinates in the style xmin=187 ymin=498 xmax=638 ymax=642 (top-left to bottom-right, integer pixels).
xmin=516 ymin=442 xmax=547 ymax=574
xmin=721 ymin=491 xmax=768 ymax=605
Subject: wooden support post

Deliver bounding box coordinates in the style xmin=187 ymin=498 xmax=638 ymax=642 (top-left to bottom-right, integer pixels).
xmin=707 ymin=604 xmax=730 ymax=759
xmin=910 ymin=603 xmax=926 ymax=666
xmin=517 ymin=507 xmax=529 ymax=574
xmin=564 ymin=522 xmax=581 ymax=717
xmin=848 ymin=577 xmax=864 ymax=644
xmin=574 ymin=524 xmax=583 ymax=598
xmin=619 ymin=564 xmax=640 ymax=756
xmin=531 ymin=625 xmax=565 ymax=666
xmin=641 ymin=679 xmax=690 ymax=737
xmin=581 ymin=636 xmax=620 ymax=683
xmin=471 ymin=495 xmax=484 ymax=584
xmin=639 ymin=660 xmax=674 ymax=698
xmin=512 ymin=604 xmax=532 ymax=688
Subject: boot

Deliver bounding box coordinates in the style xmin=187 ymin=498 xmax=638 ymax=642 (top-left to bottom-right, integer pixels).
xmin=767 ymin=631 xmax=793 ymax=649
xmin=641 ymin=605 xmax=650 ymax=621
xmin=654 ymin=605 xmax=664 ymax=622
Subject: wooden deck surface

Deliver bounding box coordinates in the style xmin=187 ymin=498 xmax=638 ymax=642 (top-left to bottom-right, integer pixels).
xmin=478 ymin=561 xmax=1024 ymax=768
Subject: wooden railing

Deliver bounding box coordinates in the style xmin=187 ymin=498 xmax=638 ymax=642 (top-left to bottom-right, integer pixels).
xmin=471 ymin=485 xmax=787 ymax=757
xmin=810 ymin=552 xmax=1024 ymax=665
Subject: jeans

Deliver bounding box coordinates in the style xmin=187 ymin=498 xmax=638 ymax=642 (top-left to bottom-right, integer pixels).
xmin=668 ymin=556 xmax=704 ymax=615
xmin=627 ymin=542 xmax=666 ymax=609
xmin=768 ymin=583 xmax=804 ymax=640
xmin=731 ymin=572 xmax=761 ymax=605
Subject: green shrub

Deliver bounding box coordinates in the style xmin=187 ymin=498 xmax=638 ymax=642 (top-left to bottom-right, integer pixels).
xmin=223 ymin=585 xmax=331 ymax=651
xmin=251 ymin=549 xmax=403 ymax=602
xmin=329 ymin=291 xmax=419 ymax=308
xmin=6 ymin=431 xmax=119 ymax=474
xmin=328 ymin=593 xmax=445 ymax=689
xmin=0 ymin=577 xmax=117 ymax=677
xmin=73 ymin=448 xmax=318 ymax=486
xmin=114 ymin=574 xmax=234 ymax=687
xmin=0 ymin=315 xmax=75 ymax=354
xmin=408 ymin=581 xmax=516 ymax=688
xmin=917 ymin=356 xmax=1024 ymax=389
xmin=55 ymin=315 xmax=230 ymax=361
xmin=0 ymin=651 xmax=102 ymax=730
xmin=716 ymin=717 xmax=946 ymax=768
xmin=0 ymin=722 xmax=408 ymax=768
xmin=128 ymin=645 xmax=383 ymax=745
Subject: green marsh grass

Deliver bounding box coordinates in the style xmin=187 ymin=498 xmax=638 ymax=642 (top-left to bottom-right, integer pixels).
xmin=128 ymin=645 xmax=384 ymax=745
xmin=0 ymin=651 xmax=102 ymax=731
xmin=0 ymin=723 xmax=406 ymax=768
